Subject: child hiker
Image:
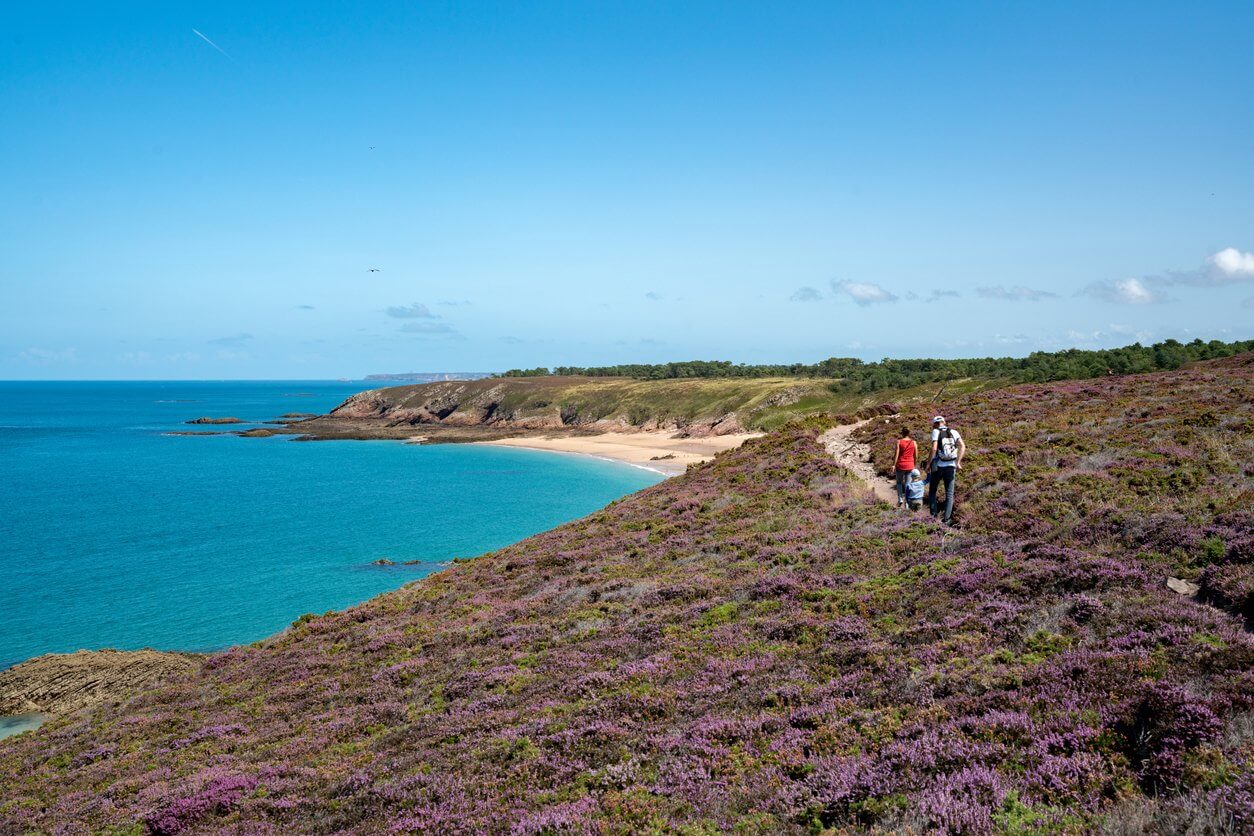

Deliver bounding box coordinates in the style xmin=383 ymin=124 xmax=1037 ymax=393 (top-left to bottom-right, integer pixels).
xmin=905 ymin=468 xmax=926 ymax=511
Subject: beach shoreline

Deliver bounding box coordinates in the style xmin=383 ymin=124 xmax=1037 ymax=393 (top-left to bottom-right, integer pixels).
xmin=476 ymin=430 xmax=763 ymax=477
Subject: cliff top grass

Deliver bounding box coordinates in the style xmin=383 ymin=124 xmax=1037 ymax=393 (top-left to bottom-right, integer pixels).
xmin=0 ymin=356 xmax=1250 ymax=834
xmin=333 ymin=338 xmax=1254 ymax=436
xmin=342 ymin=373 xmax=1004 ymax=432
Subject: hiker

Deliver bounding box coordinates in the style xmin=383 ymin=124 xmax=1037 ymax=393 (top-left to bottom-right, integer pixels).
xmin=905 ymin=468 xmax=926 ymax=511
xmin=927 ymin=415 xmax=965 ymax=524
xmin=892 ymin=426 xmax=918 ymax=508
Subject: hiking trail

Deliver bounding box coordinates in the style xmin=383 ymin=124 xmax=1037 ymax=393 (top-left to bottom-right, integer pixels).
xmin=820 ymin=418 xmax=900 ymax=505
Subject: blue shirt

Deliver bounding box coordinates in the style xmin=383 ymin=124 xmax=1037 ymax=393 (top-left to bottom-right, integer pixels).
xmin=906 ymin=477 xmax=926 ymax=501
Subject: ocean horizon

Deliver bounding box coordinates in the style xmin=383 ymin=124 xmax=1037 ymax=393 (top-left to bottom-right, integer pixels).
xmin=0 ymin=380 xmax=662 ymax=668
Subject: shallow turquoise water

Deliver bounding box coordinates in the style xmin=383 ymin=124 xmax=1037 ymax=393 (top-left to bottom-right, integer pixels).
xmin=0 ymin=381 xmax=662 ymax=667
xmin=0 ymin=714 xmax=43 ymax=741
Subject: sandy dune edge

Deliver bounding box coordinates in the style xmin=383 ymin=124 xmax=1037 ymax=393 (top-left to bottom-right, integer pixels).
xmin=477 ymin=431 xmax=763 ymax=476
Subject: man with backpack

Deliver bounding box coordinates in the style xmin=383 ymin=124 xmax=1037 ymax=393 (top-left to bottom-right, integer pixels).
xmin=927 ymin=415 xmax=965 ymax=524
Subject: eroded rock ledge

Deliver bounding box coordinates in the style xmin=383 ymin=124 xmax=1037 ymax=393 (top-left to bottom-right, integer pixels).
xmin=326 ymin=378 xmax=748 ymax=438
xmin=0 ymin=650 xmax=201 ymax=717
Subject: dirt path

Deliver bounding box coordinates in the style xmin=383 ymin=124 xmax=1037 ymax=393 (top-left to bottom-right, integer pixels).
xmin=820 ymin=419 xmax=900 ymax=505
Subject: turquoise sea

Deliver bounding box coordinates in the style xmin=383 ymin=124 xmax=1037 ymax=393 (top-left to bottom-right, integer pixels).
xmin=0 ymin=382 xmax=662 ymax=669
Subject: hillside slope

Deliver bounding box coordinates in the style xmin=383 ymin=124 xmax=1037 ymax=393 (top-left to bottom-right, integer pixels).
xmin=302 ymin=375 xmax=1001 ymax=440
xmin=858 ymin=353 xmax=1254 ymax=621
xmin=0 ymin=360 xmax=1250 ymax=833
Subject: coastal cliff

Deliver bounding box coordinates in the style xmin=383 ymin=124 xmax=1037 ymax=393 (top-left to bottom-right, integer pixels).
xmin=278 ymin=374 xmax=998 ymax=442
xmin=0 ymin=650 xmax=200 ymax=717
xmin=329 ymin=376 xmax=767 ymax=436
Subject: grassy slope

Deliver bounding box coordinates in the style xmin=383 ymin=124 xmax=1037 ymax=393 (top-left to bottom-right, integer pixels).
xmin=335 ymin=375 xmax=1004 ymax=432
xmin=857 ymin=353 xmax=1254 ymax=618
xmin=1 ymin=361 xmax=1251 ymax=834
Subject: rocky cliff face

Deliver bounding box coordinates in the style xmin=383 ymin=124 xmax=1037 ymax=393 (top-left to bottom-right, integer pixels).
xmin=0 ymin=650 xmax=201 ymax=717
xmin=328 ymin=377 xmax=753 ymax=436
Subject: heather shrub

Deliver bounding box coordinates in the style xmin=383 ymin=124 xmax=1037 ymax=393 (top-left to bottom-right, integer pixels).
xmin=0 ymin=357 xmax=1250 ymax=833
xmin=1199 ymin=562 xmax=1254 ymax=621
xmin=1116 ymin=682 xmax=1224 ymax=792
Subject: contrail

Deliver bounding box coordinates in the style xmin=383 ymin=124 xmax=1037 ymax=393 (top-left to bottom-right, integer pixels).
xmin=192 ymin=28 xmax=230 ymax=58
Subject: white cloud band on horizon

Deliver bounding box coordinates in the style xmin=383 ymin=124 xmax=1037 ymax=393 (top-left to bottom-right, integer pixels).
xmin=208 ymin=332 xmax=254 ymax=346
xmin=19 ymin=347 xmax=78 ymax=364
xmin=975 ymin=285 xmax=1057 ymax=301
xmin=832 ymin=279 xmax=898 ymax=306
xmin=401 ymin=321 xmax=462 ymax=338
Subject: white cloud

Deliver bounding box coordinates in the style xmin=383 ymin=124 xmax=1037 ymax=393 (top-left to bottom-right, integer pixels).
xmin=645 ymin=291 xmax=663 ymax=302
xmin=1065 ymin=325 xmax=1153 ymax=345
xmin=208 ymin=332 xmax=254 ymax=346
xmin=1114 ymin=277 xmax=1158 ymax=304
xmin=1207 ymin=247 xmax=1254 ymax=280
xmin=1080 ymin=276 xmax=1162 ymax=305
xmin=387 ymin=303 xmax=436 ymax=319
xmin=790 ymin=286 xmax=822 ymax=302
xmin=831 ymin=279 xmax=898 ymax=306
xmin=614 ymin=337 xmax=666 ymax=346
xmin=121 ymin=350 xmax=202 ymax=365
xmin=401 ymin=321 xmax=462 ymax=338
xmin=975 ymin=285 xmax=1057 ymax=301
xmin=1157 ymin=246 xmax=1254 ymax=287
xmin=20 ymin=347 xmax=78 ymax=364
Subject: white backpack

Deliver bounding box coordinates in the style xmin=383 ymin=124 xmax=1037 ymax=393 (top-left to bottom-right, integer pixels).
xmin=936 ymin=427 xmax=959 ymax=462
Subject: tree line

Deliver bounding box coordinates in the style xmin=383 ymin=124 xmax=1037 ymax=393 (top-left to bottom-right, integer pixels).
xmin=499 ymin=338 xmax=1254 ymax=393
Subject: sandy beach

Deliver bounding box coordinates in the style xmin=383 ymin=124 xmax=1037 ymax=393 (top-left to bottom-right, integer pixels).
xmin=478 ymin=430 xmax=763 ymax=476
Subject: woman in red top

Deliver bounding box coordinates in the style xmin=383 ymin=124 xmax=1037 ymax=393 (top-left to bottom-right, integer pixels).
xmin=893 ymin=426 xmax=917 ymax=508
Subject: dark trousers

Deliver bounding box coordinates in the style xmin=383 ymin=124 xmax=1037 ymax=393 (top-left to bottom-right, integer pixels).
xmin=928 ymin=466 xmax=956 ymax=523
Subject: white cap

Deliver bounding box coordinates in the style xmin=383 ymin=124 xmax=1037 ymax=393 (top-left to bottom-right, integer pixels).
xmin=932 ymin=415 xmax=945 ymax=424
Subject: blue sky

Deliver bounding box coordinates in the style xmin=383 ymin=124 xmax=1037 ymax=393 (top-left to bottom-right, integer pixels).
xmin=2 ymin=1 xmax=1251 ymax=379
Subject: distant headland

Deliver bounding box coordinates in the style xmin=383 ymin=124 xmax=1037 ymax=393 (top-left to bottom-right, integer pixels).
xmin=363 ymin=371 xmax=494 ymax=383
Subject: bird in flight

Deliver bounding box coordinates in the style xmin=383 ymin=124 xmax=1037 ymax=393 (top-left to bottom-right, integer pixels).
xmin=368 ymin=268 xmax=381 ymax=272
